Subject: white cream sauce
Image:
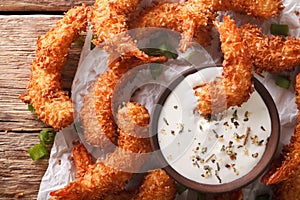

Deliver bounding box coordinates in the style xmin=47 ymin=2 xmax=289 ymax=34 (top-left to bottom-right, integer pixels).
xmin=157 ymin=67 xmax=271 ymax=184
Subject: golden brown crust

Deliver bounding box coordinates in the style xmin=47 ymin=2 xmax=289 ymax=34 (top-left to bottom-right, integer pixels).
xmin=50 ymin=102 xmax=152 ymax=200
xmin=262 ymin=74 xmax=300 ymax=186
xmin=129 ymin=0 xmax=216 ymax=52
xmin=195 ymin=16 xmax=253 ymax=115
xmin=213 ymin=0 xmax=284 ymax=19
xmin=80 ymin=56 xmax=166 ymax=147
xmin=90 ymin=0 xmax=149 ymax=60
xmin=272 ymin=169 xmax=300 ymax=200
xmin=239 ymin=24 xmax=300 ymax=74
xmin=20 ymin=5 xmax=88 ymax=130
xmin=72 ymin=141 xmax=93 ymax=178
xmin=133 ymin=169 xmax=177 ymax=200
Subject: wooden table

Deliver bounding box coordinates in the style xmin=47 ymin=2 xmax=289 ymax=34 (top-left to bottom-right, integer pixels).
xmin=0 ymin=1 xmax=93 ymax=199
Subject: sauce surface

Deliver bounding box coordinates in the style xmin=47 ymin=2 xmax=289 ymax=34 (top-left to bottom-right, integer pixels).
xmin=157 ymin=67 xmax=271 ymax=184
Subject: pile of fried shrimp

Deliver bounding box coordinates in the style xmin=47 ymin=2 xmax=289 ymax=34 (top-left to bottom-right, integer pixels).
xmin=20 ymin=0 xmax=300 ymax=199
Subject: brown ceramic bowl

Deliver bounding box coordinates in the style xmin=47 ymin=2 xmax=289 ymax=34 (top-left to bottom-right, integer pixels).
xmin=150 ymin=65 xmax=280 ymax=193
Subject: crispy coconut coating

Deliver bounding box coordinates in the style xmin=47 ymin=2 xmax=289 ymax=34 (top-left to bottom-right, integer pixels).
xmin=80 ymin=56 xmax=166 ymax=147
xmin=194 ymin=16 xmax=253 ymax=115
xmin=19 ymin=5 xmax=88 ymax=130
xmin=213 ymin=0 xmax=284 ymax=19
xmin=272 ymin=168 xmax=300 ymax=200
xmin=263 ymin=73 xmax=300 ymax=185
xmin=90 ymin=0 xmax=149 ymax=60
xmin=132 ymin=169 xmax=177 ymax=200
xmin=129 ymin=0 xmax=216 ymax=52
xmin=239 ymin=24 xmax=300 ymax=74
xmin=50 ymin=102 xmax=152 ymax=200
xmin=262 ymin=125 xmax=300 ymax=185
xmin=72 ymin=141 xmax=93 ymax=178
xmin=80 ymin=81 xmax=116 ymax=147
xmin=103 ymin=169 xmax=176 ymax=200
xmin=103 ymin=192 xmax=133 ymax=200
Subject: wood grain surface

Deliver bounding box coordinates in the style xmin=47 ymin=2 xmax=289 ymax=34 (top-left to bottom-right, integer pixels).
xmin=0 ymin=15 xmax=82 ymax=199
xmin=0 ymin=0 xmax=94 ymax=12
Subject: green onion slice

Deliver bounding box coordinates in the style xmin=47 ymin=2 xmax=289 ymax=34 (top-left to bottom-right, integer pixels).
xmin=28 ymin=143 xmax=49 ymax=161
xmin=255 ymin=194 xmax=270 ymax=200
xmin=74 ymin=35 xmax=85 ymax=47
xmin=149 ymin=63 xmax=164 ymax=80
xmin=177 ymin=184 xmax=187 ymax=195
xmin=28 ymin=104 xmax=35 ymax=113
xmin=90 ymin=35 xmax=97 ymax=50
xmin=270 ymin=24 xmax=289 ymax=36
xmin=39 ymin=129 xmax=56 ymax=145
xmin=275 ymin=75 xmax=290 ymax=89
xmin=197 ymin=192 xmax=206 ymax=200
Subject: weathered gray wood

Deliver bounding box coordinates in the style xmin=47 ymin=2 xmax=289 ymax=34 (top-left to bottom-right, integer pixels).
xmin=0 ymin=15 xmax=82 ymax=199
xmin=0 ymin=0 xmax=94 ymax=12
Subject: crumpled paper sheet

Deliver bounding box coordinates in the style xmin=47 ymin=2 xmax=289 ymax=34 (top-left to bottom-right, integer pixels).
xmin=38 ymin=0 xmax=300 ymax=199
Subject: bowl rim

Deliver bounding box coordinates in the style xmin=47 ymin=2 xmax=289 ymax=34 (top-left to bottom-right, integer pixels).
xmin=150 ymin=65 xmax=280 ymax=193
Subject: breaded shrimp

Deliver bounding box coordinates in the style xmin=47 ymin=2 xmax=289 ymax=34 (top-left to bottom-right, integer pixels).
xmin=194 ymin=16 xmax=253 ymax=115
xmin=239 ymin=24 xmax=300 ymax=74
xmin=272 ymin=168 xmax=300 ymax=200
xmin=80 ymin=55 xmax=166 ymax=147
xmin=132 ymin=169 xmax=177 ymax=200
xmin=72 ymin=141 xmax=93 ymax=178
xmin=71 ymin=143 xmax=176 ymax=200
xmin=262 ymin=73 xmax=300 ymax=185
xmin=90 ymin=0 xmax=149 ymax=60
xmin=213 ymin=0 xmax=284 ymax=19
xmin=102 ymin=170 xmax=176 ymax=200
xmin=50 ymin=102 xmax=151 ymax=199
xmin=19 ymin=5 xmax=88 ymax=130
xmin=129 ymin=0 xmax=216 ymax=52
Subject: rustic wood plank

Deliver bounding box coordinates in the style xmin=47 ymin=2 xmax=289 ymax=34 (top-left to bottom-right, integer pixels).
xmin=0 ymin=15 xmax=83 ymax=199
xmin=0 ymin=131 xmax=49 ymax=199
xmin=0 ymin=15 xmax=82 ymax=131
xmin=0 ymin=0 xmax=94 ymax=12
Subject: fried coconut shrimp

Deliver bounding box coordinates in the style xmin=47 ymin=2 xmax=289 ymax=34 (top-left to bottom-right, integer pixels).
xmin=70 ymin=143 xmax=176 ymax=200
xmin=90 ymin=0 xmax=150 ymax=60
xmin=80 ymin=55 xmax=166 ymax=147
xmin=129 ymin=0 xmax=216 ymax=52
xmin=50 ymin=102 xmax=152 ymax=199
xmin=213 ymin=0 xmax=284 ymax=19
xmin=72 ymin=142 xmax=93 ymax=178
xmin=272 ymin=168 xmax=300 ymax=200
xmin=20 ymin=5 xmax=88 ymax=130
xmin=194 ymin=16 xmax=253 ymax=115
xmin=132 ymin=169 xmax=177 ymax=200
xmin=262 ymin=74 xmax=300 ymax=186
xmin=239 ymin=24 xmax=300 ymax=74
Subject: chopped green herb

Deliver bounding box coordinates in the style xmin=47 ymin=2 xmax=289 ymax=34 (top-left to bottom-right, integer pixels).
xmin=275 ymin=75 xmax=290 ymax=89
xmin=177 ymin=184 xmax=187 ymax=194
xmin=28 ymin=143 xmax=49 ymax=161
xmin=270 ymin=24 xmax=289 ymax=36
xmin=90 ymin=35 xmax=97 ymax=50
xmin=39 ymin=129 xmax=56 ymax=145
xmin=74 ymin=34 xmax=85 ymax=47
xmin=255 ymin=194 xmax=270 ymax=200
xmin=28 ymin=104 xmax=35 ymax=113
xmin=197 ymin=192 xmax=206 ymax=200
xmin=144 ymin=47 xmax=178 ymax=59
xmin=150 ymin=63 xmax=164 ymax=80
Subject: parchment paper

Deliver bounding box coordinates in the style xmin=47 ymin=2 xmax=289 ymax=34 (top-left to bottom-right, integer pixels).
xmin=38 ymin=0 xmax=300 ymax=199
